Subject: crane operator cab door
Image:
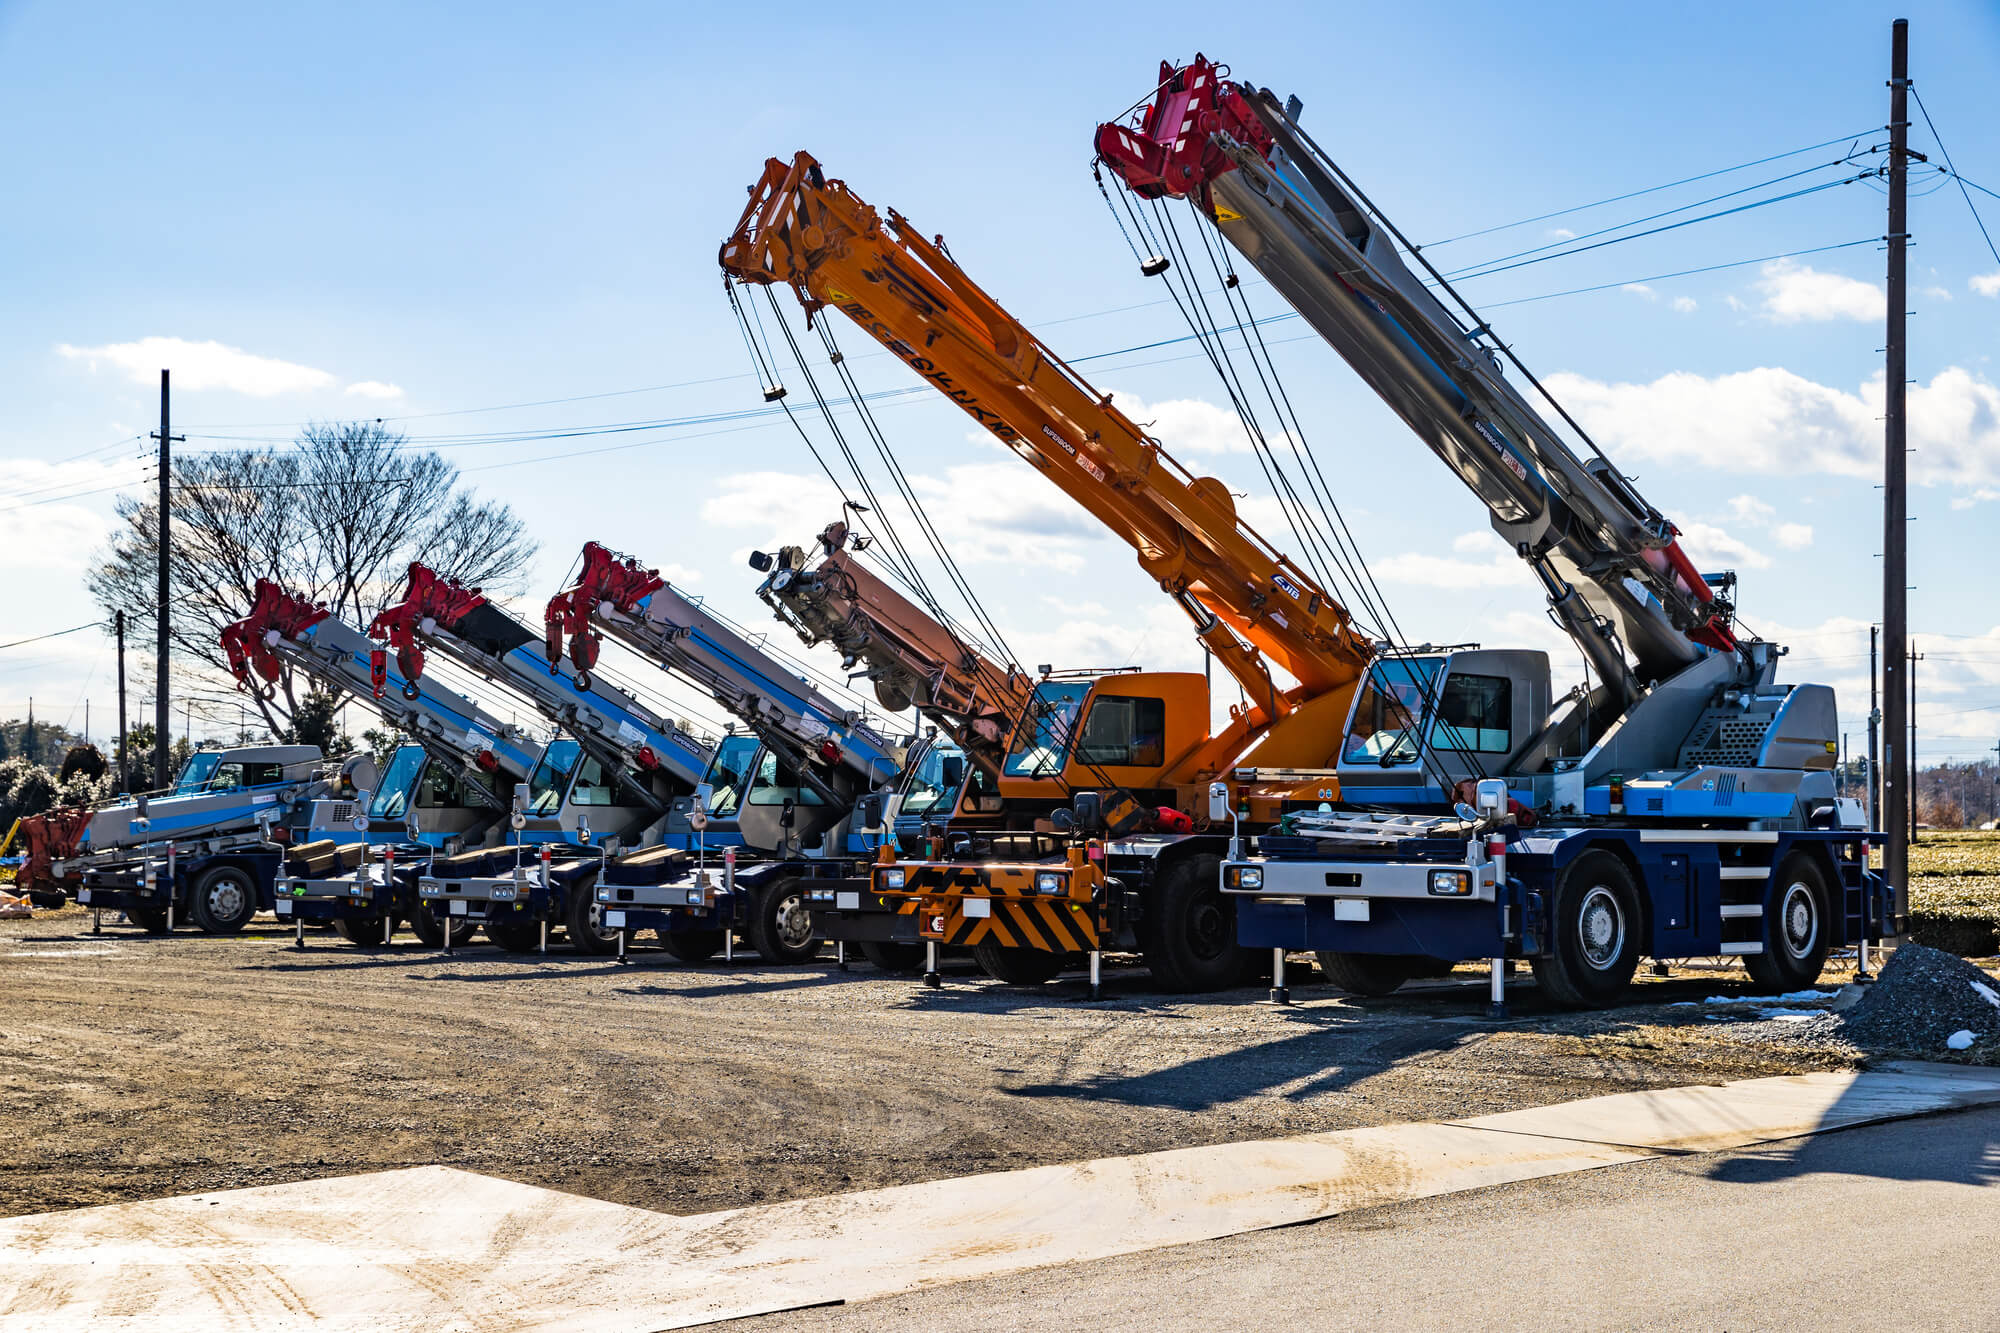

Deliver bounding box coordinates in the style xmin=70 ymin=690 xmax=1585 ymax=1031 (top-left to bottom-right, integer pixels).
xmin=1334 ymin=650 xmax=1549 ymax=807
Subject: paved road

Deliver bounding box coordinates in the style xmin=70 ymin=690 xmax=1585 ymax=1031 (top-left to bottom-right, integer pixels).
xmin=751 ymin=1104 xmax=2000 ymax=1332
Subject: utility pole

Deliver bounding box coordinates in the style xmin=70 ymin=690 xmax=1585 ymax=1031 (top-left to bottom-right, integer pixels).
xmin=150 ymin=369 xmax=182 ymax=794
xmin=1867 ymin=625 xmax=1880 ymax=831
xmin=115 ymin=610 xmax=129 ymax=795
xmin=1909 ymin=643 xmax=1922 ymax=844
xmin=1881 ymin=17 xmax=1912 ymax=923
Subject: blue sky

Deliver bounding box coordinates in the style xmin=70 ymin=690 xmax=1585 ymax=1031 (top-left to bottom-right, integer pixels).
xmin=4 ymin=0 xmax=1998 ymax=763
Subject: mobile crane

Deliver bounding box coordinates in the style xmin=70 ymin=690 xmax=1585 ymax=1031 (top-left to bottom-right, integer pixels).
xmin=1095 ymin=56 xmax=1888 ymax=1006
xmin=545 ymin=540 xmax=934 ymax=965
xmin=23 ymin=744 xmax=372 ymax=936
xmin=220 ymin=578 xmax=541 ymax=946
xmin=722 ymin=152 xmax=1380 ymax=993
xmin=367 ymin=563 xmax=714 ymax=953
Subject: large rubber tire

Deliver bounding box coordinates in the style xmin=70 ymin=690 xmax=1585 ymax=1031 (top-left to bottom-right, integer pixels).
xmin=1746 ymin=852 xmax=1833 ymax=992
xmin=1532 ymin=849 xmax=1644 ymax=1008
xmin=972 ymin=941 xmax=1066 ymax=985
xmin=743 ymin=876 xmax=822 ymax=965
xmin=485 ymin=918 xmax=543 ymax=954
xmin=859 ymin=940 xmax=924 ymax=974
xmin=128 ymin=904 xmax=171 ymax=934
xmin=188 ymin=865 xmax=258 ymax=935
xmin=563 ymin=874 xmax=617 ymax=955
xmin=1139 ymin=853 xmax=1247 ymax=993
xmin=332 ymin=914 xmax=396 ymax=946
xmin=658 ymin=927 xmax=725 ymax=962
xmin=1315 ymin=952 xmax=1415 ymax=996
xmin=409 ymin=903 xmax=478 ymax=948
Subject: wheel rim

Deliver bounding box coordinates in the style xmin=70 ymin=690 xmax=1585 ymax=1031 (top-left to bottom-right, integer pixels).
xmin=582 ymin=899 xmax=616 ymax=944
xmin=1186 ymin=889 xmax=1229 ymax=961
xmin=1779 ymin=880 xmax=1819 ymax=960
xmin=1576 ymin=885 xmax=1626 ymax=971
xmin=207 ymin=875 xmax=249 ymax=922
xmin=773 ymin=892 xmax=814 ymax=950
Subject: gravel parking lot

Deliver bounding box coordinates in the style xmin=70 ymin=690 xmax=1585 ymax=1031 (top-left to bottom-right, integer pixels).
xmin=0 ymin=908 xmax=1863 ymax=1221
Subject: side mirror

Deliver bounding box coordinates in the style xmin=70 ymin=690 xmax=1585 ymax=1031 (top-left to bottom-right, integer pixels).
xmin=1071 ymin=791 xmax=1103 ymax=833
xmin=1049 ymin=807 xmax=1075 ymax=834
xmin=1474 ymin=778 xmax=1508 ymax=817
xmin=780 ymin=797 xmax=796 ymax=829
xmin=1207 ymin=782 xmax=1231 ymax=823
xmin=748 ymin=550 xmax=774 ymax=572
xmin=1454 ymin=803 xmax=1480 ymax=823
xmin=939 ymin=754 xmax=966 ymax=790
xmin=576 ymin=814 xmax=592 ymax=845
xmin=857 ymin=793 xmax=886 ymax=832
xmin=510 ymin=782 xmax=529 ymax=831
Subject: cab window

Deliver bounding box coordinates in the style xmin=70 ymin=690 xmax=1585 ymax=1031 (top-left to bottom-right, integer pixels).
xmin=899 ymin=744 xmax=964 ymax=817
xmin=1004 ymin=681 xmax=1088 ymax=778
xmin=1342 ymin=658 xmax=1441 ymax=765
xmin=416 ymin=761 xmax=469 ymax=808
xmin=173 ymin=752 xmax=222 ymax=793
xmin=527 ymin=740 xmax=581 ymax=815
xmin=1074 ymin=696 xmax=1166 ymax=768
xmin=702 ymin=735 xmax=763 ymax=817
xmin=745 ymin=750 xmax=826 ymax=806
xmin=1430 ymin=673 xmax=1513 ymax=754
xmin=568 ymin=755 xmax=618 ymax=806
xmin=368 ymin=747 xmax=429 ymax=820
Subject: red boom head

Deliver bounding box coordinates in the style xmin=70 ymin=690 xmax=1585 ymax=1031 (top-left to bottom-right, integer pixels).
xmin=366 ymin=563 xmax=487 ymax=690
xmin=219 ymin=579 xmax=332 ymax=698
xmin=542 ymin=541 xmax=664 ymax=672
xmin=1095 ymin=55 xmax=1272 ymax=203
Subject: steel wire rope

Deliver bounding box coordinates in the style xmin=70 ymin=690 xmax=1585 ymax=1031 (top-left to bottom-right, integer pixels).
xmin=1913 ymin=88 xmax=2000 ymax=271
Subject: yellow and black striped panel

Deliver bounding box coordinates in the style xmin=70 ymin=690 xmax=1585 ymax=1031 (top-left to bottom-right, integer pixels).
xmin=900 ymin=894 xmax=1100 ymax=952
xmin=881 ymin=863 xmax=1054 ymax=900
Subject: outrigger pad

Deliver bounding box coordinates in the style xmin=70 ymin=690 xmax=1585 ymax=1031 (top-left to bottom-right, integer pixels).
xmin=285 ymin=840 xmax=366 ymax=877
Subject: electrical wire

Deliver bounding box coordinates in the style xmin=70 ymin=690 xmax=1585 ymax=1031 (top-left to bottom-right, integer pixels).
xmin=0 ymin=622 xmax=105 ymax=652
xmin=1913 ymin=88 xmax=2000 ymax=272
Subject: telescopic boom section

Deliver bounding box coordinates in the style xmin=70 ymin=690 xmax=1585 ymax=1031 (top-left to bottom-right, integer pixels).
xmin=754 ymin=528 xmax=1037 ymax=783
xmin=221 ymin=578 xmax=538 ymax=802
xmin=720 ymin=152 xmax=1374 ymax=758
xmin=1096 ymin=56 xmax=1737 ymax=706
xmin=546 ymin=541 xmax=901 ymax=805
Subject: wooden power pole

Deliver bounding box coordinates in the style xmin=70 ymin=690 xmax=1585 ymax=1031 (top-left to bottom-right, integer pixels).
xmin=1881 ymin=17 xmax=1911 ymax=925
xmin=150 ymin=369 xmax=182 ymax=792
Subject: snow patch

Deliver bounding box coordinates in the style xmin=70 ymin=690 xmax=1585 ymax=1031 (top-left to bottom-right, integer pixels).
xmin=1947 ymin=1030 xmax=1977 ymax=1051
xmin=1969 ymin=979 xmax=2000 ymax=1012
xmin=1755 ymin=1008 xmax=1827 ymax=1022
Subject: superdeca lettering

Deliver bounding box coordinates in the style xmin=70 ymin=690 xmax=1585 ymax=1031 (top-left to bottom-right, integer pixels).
xmin=839 ymin=300 xmax=1019 ymax=441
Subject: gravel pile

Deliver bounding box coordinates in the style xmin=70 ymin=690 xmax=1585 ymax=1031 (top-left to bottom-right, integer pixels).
xmin=1834 ymin=943 xmax=2000 ymax=1059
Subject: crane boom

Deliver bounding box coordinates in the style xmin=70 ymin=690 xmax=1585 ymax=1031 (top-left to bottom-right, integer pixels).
xmin=221 ymin=578 xmax=539 ymax=809
xmin=544 ymin=541 xmax=901 ymax=811
xmin=1095 ymin=57 xmax=1739 ymax=711
xmin=720 ymin=151 xmax=1375 ymax=775
xmin=369 ymin=563 xmax=710 ymax=810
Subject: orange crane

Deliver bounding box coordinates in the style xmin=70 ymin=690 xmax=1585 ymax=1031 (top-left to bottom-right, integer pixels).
xmin=721 ymin=152 xmax=1378 ymax=993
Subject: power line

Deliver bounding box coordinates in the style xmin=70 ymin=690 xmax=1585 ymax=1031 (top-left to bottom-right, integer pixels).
xmin=0 ymin=622 xmax=104 ymax=653
xmin=1480 ymin=237 xmax=1880 ymax=308
xmin=1418 ymin=127 xmax=1883 ymax=249
xmin=1912 ymin=87 xmax=2000 ymax=272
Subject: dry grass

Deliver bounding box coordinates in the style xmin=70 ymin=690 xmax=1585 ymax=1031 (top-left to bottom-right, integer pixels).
xmin=1907 ymin=831 xmax=2000 ymax=956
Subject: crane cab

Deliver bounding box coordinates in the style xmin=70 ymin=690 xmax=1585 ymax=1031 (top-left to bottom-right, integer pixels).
xmin=1335 ymin=649 xmax=1551 ymax=807
xmin=995 ymin=670 xmax=1209 ymax=810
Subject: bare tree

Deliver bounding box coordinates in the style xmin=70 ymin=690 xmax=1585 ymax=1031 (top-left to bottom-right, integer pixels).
xmin=88 ymin=421 xmax=535 ymax=736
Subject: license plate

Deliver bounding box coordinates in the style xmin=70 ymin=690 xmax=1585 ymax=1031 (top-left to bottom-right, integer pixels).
xmin=604 ymin=910 xmax=626 ymax=928
xmin=962 ymin=897 xmax=992 ymax=920
xmin=835 ymin=891 xmax=861 ymax=911
xmin=77 ymin=889 xmax=92 ymax=905
xmin=449 ymin=899 xmax=468 ymax=916
xmin=274 ymin=900 xmax=292 ymax=916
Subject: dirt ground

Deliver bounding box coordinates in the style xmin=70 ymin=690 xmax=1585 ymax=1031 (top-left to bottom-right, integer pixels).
xmin=0 ymin=908 xmax=1862 ymax=1221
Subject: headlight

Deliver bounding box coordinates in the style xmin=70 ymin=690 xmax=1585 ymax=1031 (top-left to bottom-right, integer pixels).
xmin=685 ymin=888 xmax=705 ymax=906
xmin=1225 ymin=865 xmax=1263 ymax=890
xmin=1428 ymin=869 xmax=1472 ymax=896
xmin=491 ymin=886 xmax=517 ymax=902
xmin=1035 ymin=871 xmax=1064 ymax=896
xmin=597 ymin=888 xmax=611 ymax=902
xmin=881 ymin=868 xmax=906 ymax=890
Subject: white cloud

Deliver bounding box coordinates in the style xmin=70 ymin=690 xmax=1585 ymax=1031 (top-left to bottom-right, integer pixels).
xmin=1754 ymin=259 xmax=1883 ymax=323
xmin=0 ymin=459 xmax=123 ymax=577
xmin=345 ymin=380 xmax=405 ymax=400
xmin=1774 ymin=522 xmax=1814 ymax=550
xmin=1724 ymin=294 xmax=1746 ymax=312
xmin=1950 ymin=488 xmax=2000 ymax=511
xmin=1971 ymin=271 xmax=2000 ymax=298
xmin=1727 ymin=495 xmax=1775 ymax=523
xmin=1922 ymin=285 xmax=1953 ymax=302
xmin=1622 ymin=283 xmax=1656 ymax=300
xmin=1674 ymin=520 xmax=1769 ymax=570
xmin=1374 ymin=529 xmax=1523 ymax=589
xmin=1104 ymin=390 xmax=1250 ymax=454
xmin=1545 ymin=364 xmax=2000 ymax=492
xmin=1671 ymin=296 xmax=1698 ymax=313
xmin=1547 ymin=227 xmax=1576 ymax=240
xmin=55 ymin=336 xmax=337 ymax=396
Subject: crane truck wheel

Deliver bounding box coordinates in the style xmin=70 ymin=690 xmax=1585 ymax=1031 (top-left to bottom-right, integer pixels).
xmin=1532 ymin=850 xmax=1643 ymax=1008
xmin=1139 ymin=853 xmax=1248 ymax=993
xmin=859 ymin=940 xmax=924 ymax=974
xmin=127 ymin=904 xmax=171 ymax=934
xmin=972 ymin=941 xmax=1066 ymax=985
xmin=1745 ymin=853 xmax=1832 ymax=992
xmin=409 ymin=903 xmax=477 ymax=948
xmin=743 ymin=877 xmax=822 ymax=965
xmin=188 ymin=865 xmax=258 ymax=935
xmin=333 ymin=914 xmax=388 ymax=946
xmin=562 ymin=873 xmax=618 ymax=955
xmin=485 ymin=919 xmax=543 ymax=953
xmin=658 ymin=927 xmax=725 ymax=962
xmin=1314 ymin=952 xmax=1414 ymax=997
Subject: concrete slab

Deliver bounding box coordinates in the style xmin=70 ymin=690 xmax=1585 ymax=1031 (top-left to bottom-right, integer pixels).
xmin=4 ymin=1063 xmax=1998 ymax=1332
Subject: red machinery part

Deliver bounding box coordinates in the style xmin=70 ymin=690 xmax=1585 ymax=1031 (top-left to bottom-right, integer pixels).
xmin=475 ymin=749 xmax=499 ymax=773
xmin=14 ymin=808 xmax=93 ymax=895
xmin=219 ymin=578 xmax=332 ymax=694
xmin=543 ymin=541 xmax=665 ymax=670
xmin=1094 ymin=55 xmax=1273 ymax=202
xmin=634 ymin=745 xmax=660 ymax=772
xmin=367 ymin=564 xmax=488 ymax=686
